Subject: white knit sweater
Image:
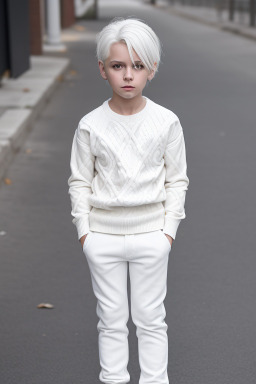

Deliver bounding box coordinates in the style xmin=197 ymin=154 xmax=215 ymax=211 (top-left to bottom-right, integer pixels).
xmin=68 ymin=96 xmax=189 ymax=241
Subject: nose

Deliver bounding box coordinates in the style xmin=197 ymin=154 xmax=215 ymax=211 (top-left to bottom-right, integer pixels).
xmin=123 ymin=66 xmax=133 ymax=81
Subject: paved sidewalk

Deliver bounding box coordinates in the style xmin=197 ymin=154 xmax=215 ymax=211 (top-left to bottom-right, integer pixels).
xmin=0 ymin=56 xmax=70 ymax=183
xmin=147 ymin=0 xmax=256 ymax=41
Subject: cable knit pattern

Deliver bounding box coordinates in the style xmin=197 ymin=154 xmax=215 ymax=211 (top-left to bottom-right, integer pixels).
xmin=68 ymin=96 xmax=189 ymax=240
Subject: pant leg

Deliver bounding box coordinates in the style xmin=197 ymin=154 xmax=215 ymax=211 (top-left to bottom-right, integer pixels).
xmin=129 ymin=230 xmax=171 ymax=384
xmin=83 ymin=231 xmax=130 ymax=384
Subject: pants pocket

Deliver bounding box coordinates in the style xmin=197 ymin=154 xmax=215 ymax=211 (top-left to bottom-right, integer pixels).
xmin=83 ymin=231 xmax=94 ymax=252
xmin=159 ymin=230 xmax=172 ymax=250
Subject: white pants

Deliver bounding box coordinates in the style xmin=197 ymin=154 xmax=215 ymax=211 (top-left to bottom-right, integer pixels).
xmin=82 ymin=229 xmax=172 ymax=384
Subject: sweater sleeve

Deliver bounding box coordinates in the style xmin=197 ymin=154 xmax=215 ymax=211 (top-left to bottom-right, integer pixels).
xmin=162 ymin=116 xmax=189 ymax=240
xmin=67 ymin=120 xmax=95 ymax=241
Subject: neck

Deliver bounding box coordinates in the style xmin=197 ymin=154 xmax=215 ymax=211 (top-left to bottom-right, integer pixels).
xmin=109 ymin=93 xmax=146 ymax=115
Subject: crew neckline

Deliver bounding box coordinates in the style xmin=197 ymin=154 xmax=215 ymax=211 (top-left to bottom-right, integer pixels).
xmin=103 ymin=96 xmax=149 ymax=122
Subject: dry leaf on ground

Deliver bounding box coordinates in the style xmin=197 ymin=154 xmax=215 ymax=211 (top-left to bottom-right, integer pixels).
xmin=74 ymin=25 xmax=85 ymax=31
xmin=37 ymin=303 xmax=54 ymax=309
xmin=4 ymin=178 xmax=12 ymax=185
xmin=57 ymin=75 xmax=64 ymax=82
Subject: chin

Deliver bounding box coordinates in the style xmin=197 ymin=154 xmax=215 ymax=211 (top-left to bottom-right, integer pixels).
xmin=117 ymin=94 xmax=134 ymax=100
xmin=121 ymin=92 xmax=141 ymax=99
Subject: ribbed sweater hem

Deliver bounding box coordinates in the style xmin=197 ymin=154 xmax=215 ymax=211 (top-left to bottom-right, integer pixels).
xmin=89 ymin=202 xmax=165 ymax=235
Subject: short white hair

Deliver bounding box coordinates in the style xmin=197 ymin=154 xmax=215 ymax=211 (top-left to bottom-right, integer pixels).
xmin=96 ymin=17 xmax=162 ymax=74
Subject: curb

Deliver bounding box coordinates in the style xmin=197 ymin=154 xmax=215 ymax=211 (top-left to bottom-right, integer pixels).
xmin=158 ymin=5 xmax=256 ymax=42
xmin=0 ymin=56 xmax=70 ymax=185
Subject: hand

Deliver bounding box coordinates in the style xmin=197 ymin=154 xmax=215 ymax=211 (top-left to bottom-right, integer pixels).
xmin=80 ymin=234 xmax=87 ymax=248
xmin=165 ymin=233 xmax=173 ymax=247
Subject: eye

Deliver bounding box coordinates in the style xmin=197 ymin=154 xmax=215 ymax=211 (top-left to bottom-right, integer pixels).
xmin=112 ymin=64 xmax=122 ymax=69
xmin=134 ymin=64 xmax=144 ymax=70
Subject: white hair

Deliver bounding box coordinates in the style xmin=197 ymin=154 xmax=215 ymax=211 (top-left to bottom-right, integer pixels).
xmin=96 ymin=17 xmax=162 ymax=74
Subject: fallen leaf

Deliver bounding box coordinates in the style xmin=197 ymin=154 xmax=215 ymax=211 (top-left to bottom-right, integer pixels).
xmin=74 ymin=25 xmax=85 ymax=31
xmin=57 ymin=75 xmax=64 ymax=82
xmin=22 ymin=88 xmax=30 ymax=92
xmin=69 ymin=69 xmax=77 ymax=76
xmin=2 ymin=70 xmax=10 ymax=79
xmin=37 ymin=303 xmax=54 ymax=309
xmin=4 ymin=178 xmax=12 ymax=185
xmin=25 ymin=148 xmax=32 ymax=154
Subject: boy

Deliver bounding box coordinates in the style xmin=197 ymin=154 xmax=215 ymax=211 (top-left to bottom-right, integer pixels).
xmin=68 ymin=17 xmax=189 ymax=384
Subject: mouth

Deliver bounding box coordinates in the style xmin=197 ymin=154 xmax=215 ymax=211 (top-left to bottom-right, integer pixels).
xmin=122 ymin=86 xmax=135 ymax=89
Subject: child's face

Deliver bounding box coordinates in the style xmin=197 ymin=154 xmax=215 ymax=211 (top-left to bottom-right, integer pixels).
xmin=98 ymin=41 xmax=156 ymax=100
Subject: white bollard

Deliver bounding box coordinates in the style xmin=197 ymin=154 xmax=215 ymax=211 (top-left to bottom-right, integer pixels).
xmin=44 ymin=0 xmax=66 ymax=52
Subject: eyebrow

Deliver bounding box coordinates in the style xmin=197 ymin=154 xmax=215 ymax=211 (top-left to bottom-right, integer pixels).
xmin=110 ymin=60 xmax=143 ymax=64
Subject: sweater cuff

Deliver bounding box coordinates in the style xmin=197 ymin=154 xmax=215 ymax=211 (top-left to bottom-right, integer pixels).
xmin=163 ymin=217 xmax=181 ymax=240
xmin=74 ymin=217 xmax=90 ymax=241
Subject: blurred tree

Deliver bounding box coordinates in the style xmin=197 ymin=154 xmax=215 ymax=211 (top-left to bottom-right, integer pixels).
xmin=228 ymin=0 xmax=234 ymax=21
xmin=250 ymin=0 xmax=255 ymax=26
xmin=94 ymin=0 xmax=98 ymax=18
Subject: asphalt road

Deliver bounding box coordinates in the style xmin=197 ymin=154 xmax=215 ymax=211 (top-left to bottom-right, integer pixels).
xmin=1 ymin=1 xmax=256 ymax=383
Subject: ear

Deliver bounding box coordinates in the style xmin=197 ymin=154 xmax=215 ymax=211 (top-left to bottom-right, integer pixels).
xmin=99 ymin=60 xmax=108 ymax=80
xmin=147 ymin=62 xmax=157 ymax=82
